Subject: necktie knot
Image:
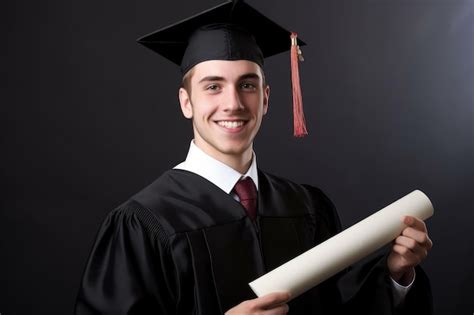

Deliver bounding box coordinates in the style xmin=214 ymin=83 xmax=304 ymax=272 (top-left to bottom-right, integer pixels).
xmin=233 ymin=177 xmax=257 ymax=220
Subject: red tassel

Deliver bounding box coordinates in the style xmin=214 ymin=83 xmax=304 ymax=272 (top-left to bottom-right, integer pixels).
xmin=290 ymin=32 xmax=308 ymax=137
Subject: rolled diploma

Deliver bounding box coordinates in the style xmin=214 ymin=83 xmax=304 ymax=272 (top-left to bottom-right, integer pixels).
xmin=249 ymin=189 xmax=434 ymax=299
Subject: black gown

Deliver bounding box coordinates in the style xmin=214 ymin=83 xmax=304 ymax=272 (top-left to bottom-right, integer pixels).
xmin=75 ymin=169 xmax=433 ymax=314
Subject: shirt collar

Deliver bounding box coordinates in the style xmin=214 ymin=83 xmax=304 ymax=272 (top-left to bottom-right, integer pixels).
xmin=174 ymin=140 xmax=259 ymax=194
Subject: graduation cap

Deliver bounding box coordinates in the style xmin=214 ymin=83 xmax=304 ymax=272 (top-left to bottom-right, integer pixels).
xmin=137 ymin=0 xmax=308 ymax=137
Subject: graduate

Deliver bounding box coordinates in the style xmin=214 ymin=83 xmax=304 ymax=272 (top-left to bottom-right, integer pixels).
xmin=75 ymin=1 xmax=434 ymax=314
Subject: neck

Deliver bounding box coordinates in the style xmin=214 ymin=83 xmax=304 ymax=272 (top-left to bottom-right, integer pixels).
xmin=220 ymin=151 xmax=253 ymax=174
xmin=193 ymin=140 xmax=253 ymax=174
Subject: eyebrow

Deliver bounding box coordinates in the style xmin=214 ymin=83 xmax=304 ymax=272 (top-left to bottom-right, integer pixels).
xmin=197 ymin=72 xmax=261 ymax=84
xmin=198 ymin=76 xmax=225 ymax=84
xmin=239 ymin=73 xmax=261 ymax=81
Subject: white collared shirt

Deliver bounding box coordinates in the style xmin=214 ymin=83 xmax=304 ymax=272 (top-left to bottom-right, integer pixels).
xmin=174 ymin=140 xmax=412 ymax=303
xmin=174 ymin=141 xmax=258 ymax=198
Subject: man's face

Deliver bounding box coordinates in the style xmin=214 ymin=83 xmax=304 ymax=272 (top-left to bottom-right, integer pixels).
xmin=179 ymin=60 xmax=269 ymax=163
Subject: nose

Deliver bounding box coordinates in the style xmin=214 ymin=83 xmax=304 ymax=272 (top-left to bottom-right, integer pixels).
xmin=223 ymin=86 xmax=244 ymax=112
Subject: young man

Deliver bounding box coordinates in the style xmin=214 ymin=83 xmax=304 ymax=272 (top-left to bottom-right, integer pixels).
xmin=75 ymin=1 xmax=433 ymax=314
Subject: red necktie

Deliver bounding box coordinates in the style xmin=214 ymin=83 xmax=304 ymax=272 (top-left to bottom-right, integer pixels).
xmin=233 ymin=177 xmax=257 ymax=220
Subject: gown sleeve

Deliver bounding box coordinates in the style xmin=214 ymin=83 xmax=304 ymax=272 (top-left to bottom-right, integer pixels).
xmin=74 ymin=200 xmax=177 ymax=315
xmin=305 ymin=185 xmax=433 ymax=315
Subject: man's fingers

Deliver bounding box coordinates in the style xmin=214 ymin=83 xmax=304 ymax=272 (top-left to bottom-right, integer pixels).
xmin=395 ymin=235 xmax=423 ymax=252
xmin=403 ymin=216 xmax=427 ymax=232
xmin=392 ymin=244 xmax=421 ymax=266
xmin=401 ymin=227 xmax=433 ymax=249
xmin=389 ymin=217 xmax=433 ymax=280
xmin=252 ymin=292 xmax=291 ymax=309
xmin=225 ymin=292 xmax=291 ymax=314
xmin=260 ymin=303 xmax=289 ymax=315
xmin=394 ymin=236 xmax=427 ymax=258
xmin=401 ymin=216 xmax=432 ymax=249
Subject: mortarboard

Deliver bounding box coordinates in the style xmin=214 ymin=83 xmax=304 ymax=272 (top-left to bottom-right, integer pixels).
xmin=137 ymin=0 xmax=308 ymax=137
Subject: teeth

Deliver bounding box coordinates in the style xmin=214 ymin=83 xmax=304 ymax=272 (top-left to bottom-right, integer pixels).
xmin=218 ymin=121 xmax=244 ymax=129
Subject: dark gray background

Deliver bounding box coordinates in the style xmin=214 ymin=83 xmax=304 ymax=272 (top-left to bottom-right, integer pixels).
xmin=2 ymin=0 xmax=473 ymax=314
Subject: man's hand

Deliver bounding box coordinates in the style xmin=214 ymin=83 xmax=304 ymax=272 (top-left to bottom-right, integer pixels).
xmin=388 ymin=216 xmax=433 ymax=285
xmin=225 ymin=292 xmax=290 ymax=315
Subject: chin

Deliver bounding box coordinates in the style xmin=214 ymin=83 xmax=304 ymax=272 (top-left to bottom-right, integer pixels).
xmin=216 ymin=141 xmax=251 ymax=156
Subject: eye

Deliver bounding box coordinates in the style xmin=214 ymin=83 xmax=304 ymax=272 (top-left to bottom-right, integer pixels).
xmin=205 ymin=83 xmax=220 ymax=91
xmin=240 ymin=82 xmax=257 ymax=91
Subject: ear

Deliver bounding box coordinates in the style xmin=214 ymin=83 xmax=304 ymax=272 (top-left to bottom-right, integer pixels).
xmin=179 ymin=87 xmax=193 ymax=119
xmin=262 ymin=85 xmax=270 ymax=115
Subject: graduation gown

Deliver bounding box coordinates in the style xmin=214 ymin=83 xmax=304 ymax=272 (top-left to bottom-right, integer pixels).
xmin=75 ymin=169 xmax=432 ymax=314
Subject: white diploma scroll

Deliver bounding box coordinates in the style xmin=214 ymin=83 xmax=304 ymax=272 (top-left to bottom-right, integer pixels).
xmin=249 ymin=190 xmax=434 ymax=299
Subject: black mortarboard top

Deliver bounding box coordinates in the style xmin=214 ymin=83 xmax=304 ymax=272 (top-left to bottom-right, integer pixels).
xmin=137 ymin=0 xmax=309 ymax=137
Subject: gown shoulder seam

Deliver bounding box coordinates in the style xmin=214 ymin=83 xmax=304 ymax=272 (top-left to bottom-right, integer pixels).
xmin=117 ymin=199 xmax=171 ymax=251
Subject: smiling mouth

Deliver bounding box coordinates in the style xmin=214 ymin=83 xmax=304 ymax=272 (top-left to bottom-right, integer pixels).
xmin=216 ymin=120 xmax=246 ymax=129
